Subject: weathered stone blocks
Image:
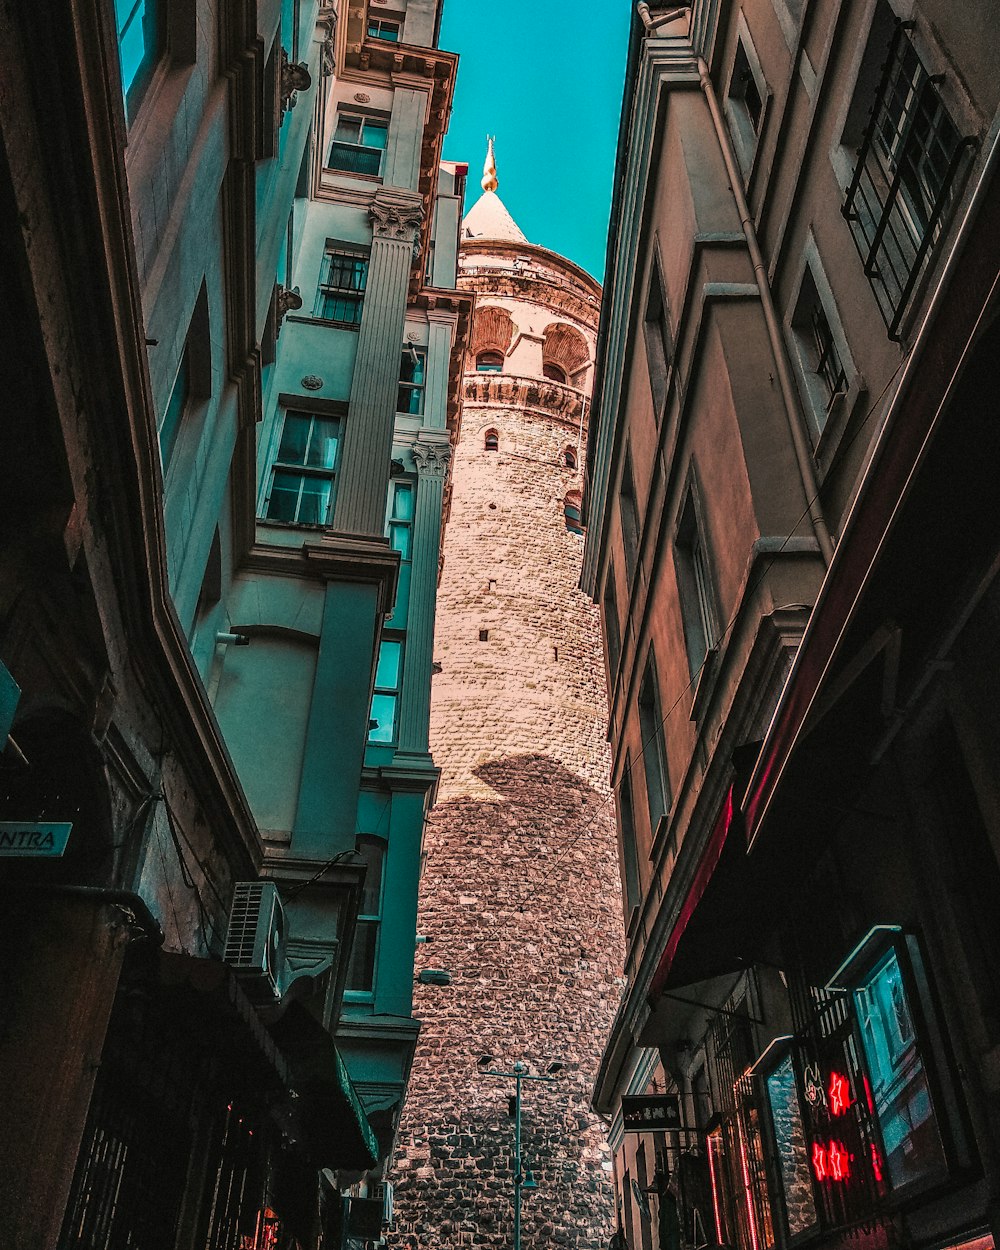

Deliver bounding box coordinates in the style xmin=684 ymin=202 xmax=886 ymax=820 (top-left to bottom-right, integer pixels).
xmin=390 ymin=246 xmax=624 ymax=1250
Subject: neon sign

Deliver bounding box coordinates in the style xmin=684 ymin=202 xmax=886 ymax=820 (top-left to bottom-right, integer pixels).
xmin=828 ymin=1071 xmax=852 ymax=1117
xmin=811 ymin=1140 xmax=852 ymax=1183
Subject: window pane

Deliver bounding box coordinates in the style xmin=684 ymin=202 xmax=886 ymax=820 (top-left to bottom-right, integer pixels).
xmin=390 ymin=522 xmax=412 ymax=559
xmin=276 ymin=413 xmax=310 ymax=465
xmin=266 ymin=470 xmax=302 ymax=523
xmin=765 ymin=1055 xmax=817 ymax=1236
xmin=356 ymin=838 xmax=385 ymax=915
xmin=853 ymin=948 xmax=946 ymax=1190
xmin=392 ymin=483 xmax=414 ymax=521
xmin=400 ymin=351 xmax=426 ymax=385
xmin=159 ymin=351 xmax=189 ymax=468
xmin=305 ymin=416 xmax=339 ymax=469
xmin=118 ymin=0 xmax=155 ymax=97
xmin=346 ymin=919 xmax=379 ymax=992
xmin=375 ymin=640 xmax=402 ymax=689
xmin=397 ymin=385 xmax=423 ymax=415
xmin=368 ymin=693 xmax=397 ymax=743
xmin=334 ymin=115 xmax=362 ymax=143
xmin=363 ymin=121 xmax=388 ymax=150
xmin=296 ymin=475 xmax=331 ymax=525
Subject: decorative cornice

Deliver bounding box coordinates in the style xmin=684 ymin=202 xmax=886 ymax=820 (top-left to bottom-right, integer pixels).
xmin=462 ymin=373 xmax=586 ymax=425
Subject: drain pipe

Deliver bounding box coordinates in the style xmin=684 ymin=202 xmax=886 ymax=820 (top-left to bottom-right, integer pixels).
xmin=696 ymin=57 xmax=834 ymax=565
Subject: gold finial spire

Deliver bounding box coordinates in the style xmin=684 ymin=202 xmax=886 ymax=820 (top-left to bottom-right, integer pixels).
xmin=481 ymin=134 xmax=498 ymax=192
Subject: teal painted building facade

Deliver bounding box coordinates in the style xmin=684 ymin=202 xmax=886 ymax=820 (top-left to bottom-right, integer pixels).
xmin=0 ymin=0 xmax=469 ymax=1243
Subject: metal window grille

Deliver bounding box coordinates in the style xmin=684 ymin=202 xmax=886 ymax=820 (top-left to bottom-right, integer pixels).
xmin=809 ymin=303 xmax=847 ymax=413
xmin=58 ymin=1009 xmax=196 ymax=1250
xmin=843 ymin=21 xmax=975 ymax=338
xmin=317 ymin=250 xmax=368 ymax=325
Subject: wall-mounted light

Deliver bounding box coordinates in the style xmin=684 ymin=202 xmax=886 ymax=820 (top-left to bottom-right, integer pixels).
xmin=417 ymin=968 xmax=452 ymax=986
xmin=216 ymin=632 xmax=250 ymax=647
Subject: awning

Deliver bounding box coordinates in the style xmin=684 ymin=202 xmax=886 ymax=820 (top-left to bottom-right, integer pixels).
xmin=648 ymin=787 xmax=736 ymax=1002
xmin=157 ymin=950 xmax=288 ymax=1087
xmin=645 ymin=776 xmax=795 ymax=1009
xmin=270 ymin=1003 xmax=380 ymax=1172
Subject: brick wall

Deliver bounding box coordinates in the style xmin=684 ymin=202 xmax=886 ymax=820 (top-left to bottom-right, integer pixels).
xmin=391 ymin=291 xmax=626 ymax=1249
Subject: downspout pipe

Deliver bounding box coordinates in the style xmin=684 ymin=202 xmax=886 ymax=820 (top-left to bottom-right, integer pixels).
xmin=696 ymin=58 xmax=835 ymax=566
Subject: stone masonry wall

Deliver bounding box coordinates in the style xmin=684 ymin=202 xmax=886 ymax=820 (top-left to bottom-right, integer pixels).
xmin=390 ymin=355 xmax=626 ymax=1250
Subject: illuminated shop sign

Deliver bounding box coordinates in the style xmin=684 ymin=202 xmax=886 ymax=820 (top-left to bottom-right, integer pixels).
xmin=621 ymin=1094 xmax=682 ymax=1132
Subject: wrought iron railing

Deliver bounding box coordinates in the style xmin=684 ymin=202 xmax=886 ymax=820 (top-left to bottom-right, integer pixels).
xmin=842 ymin=21 xmax=975 ymax=338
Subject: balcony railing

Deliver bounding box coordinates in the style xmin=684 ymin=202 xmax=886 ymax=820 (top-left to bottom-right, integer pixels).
xmin=842 ymin=21 xmax=975 ymax=339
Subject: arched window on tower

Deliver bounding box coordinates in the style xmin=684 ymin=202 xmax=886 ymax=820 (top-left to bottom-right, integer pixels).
xmin=564 ymin=490 xmax=584 ymax=535
xmin=484 ymin=429 xmax=499 ymax=452
xmin=477 ymin=350 xmax=504 ymax=373
xmin=564 ymin=446 xmax=578 ymax=470
xmin=543 ymin=362 xmax=567 ymax=383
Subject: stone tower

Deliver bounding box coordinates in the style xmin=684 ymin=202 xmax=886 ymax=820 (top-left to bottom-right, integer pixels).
xmin=390 ymin=144 xmax=625 ymax=1250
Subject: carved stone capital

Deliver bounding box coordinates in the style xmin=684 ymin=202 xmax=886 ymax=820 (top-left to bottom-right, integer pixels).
xmin=412 ymin=439 xmax=452 ymax=477
xmin=369 ymin=194 xmax=424 ymax=242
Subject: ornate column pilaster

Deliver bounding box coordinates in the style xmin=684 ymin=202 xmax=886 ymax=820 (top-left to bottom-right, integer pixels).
xmin=397 ymin=435 xmax=451 ymax=753
xmin=333 ymin=190 xmax=423 ymax=537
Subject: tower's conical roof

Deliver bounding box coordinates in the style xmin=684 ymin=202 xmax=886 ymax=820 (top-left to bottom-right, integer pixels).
xmin=461 ymin=136 xmax=527 ymax=244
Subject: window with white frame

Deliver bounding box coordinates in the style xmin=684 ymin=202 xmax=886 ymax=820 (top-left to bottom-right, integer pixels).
xmin=726 ymin=27 xmax=767 ymax=176
xmin=675 ymin=482 xmax=719 ymax=679
xmin=397 ymin=348 xmax=427 ymax=415
xmin=786 ymin=238 xmax=863 ymax=453
xmin=790 ymin=269 xmax=847 ymax=440
xmin=346 ymin=835 xmax=386 ymax=993
xmin=315 ymin=246 xmax=369 ymax=326
xmin=368 ymin=638 xmax=403 ymax=744
xmin=328 ymin=113 xmax=389 ymax=176
xmin=263 ymin=410 xmax=341 ymax=525
xmin=841 ymin=6 xmax=973 ymax=337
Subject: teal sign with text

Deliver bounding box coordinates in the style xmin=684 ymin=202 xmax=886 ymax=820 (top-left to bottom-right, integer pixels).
xmin=0 ymin=822 xmax=73 ymax=857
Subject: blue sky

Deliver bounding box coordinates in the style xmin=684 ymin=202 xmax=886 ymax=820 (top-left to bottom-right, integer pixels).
xmin=439 ymin=0 xmax=632 ymax=282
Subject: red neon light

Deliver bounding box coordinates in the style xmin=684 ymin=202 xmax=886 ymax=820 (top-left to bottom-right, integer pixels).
xmin=706 ymin=1134 xmax=725 ymax=1246
xmin=811 ymin=1139 xmax=853 ymax=1183
xmin=869 ymin=1142 xmax=884 ymax=1184
xmin=828 ymin=1141 xmax=851 ymax=1181
xmin=863 ymin=1073 xmax=875 ymax=1115
xmin=829 ymin=1071 xmax=852 ymax=1116
xmin=811 ymin=1141 xmax=828 ymax=1182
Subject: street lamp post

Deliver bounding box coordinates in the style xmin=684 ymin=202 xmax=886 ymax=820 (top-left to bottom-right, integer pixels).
xmin=479 ymin=1060 xmax=558 ymax=1250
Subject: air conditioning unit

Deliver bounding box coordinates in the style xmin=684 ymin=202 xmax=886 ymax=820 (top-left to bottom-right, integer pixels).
xmin=224 ymin=881 xmax=287 ymax=1001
